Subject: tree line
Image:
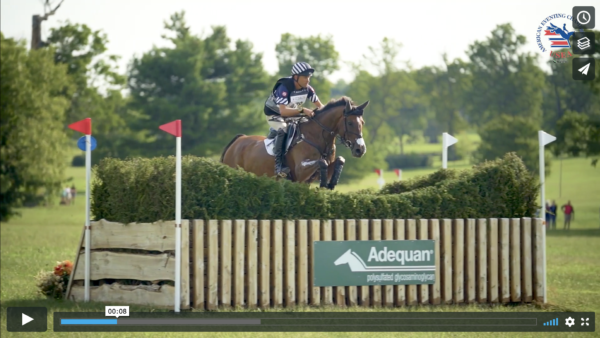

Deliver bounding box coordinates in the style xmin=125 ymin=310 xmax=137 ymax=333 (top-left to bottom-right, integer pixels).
xmin=1 ymin=11 xmax=598 ymax=220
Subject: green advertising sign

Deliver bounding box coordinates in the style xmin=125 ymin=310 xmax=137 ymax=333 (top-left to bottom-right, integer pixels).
xmin=314 ymin=240 xmax=436 ymax=287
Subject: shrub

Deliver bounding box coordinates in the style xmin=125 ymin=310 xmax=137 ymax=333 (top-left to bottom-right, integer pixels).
xmin=92 ymin=153 xmax=538 ymax=223
xmin=385 ymin=153 xmax=434 ymax=169
xmin=72 ymin=155 xmax=85 ymax=167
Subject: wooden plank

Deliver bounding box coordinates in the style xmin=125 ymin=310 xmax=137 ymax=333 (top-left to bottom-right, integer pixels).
xmin=532 ymin=218 xmax=544 ymax=303
xmin=394 ymin=219 xmax=406 ymax=306
xmin=220 ymin=220 xmax=232 ymax=308
xmin=521 ymin=218 xmax=533 ymax=303
xmin=297 ymin=220 xmax=308 ymax=306
xmin=499 ymin=218 xmax=510 ymax=303
xmin=406 ymin=219 xmax=418 ymax=305
xmin=453 ymin=219 xmax=465 ymax=304
xmin=466 ymin=219 xmax=476 ymax=304
xmin=440 ymin=219 xmax=452 ymax=305
xmin=429 ymin=219 xmax=441 ymax=305
xmin=207 ymin=220 xmax=218 ymax=310
xmin=71 ymin=283 xmax=176 ymax=308
xmin=321 ymin=220 xmax=333 ymax=305
xmin=333 ymin=219 xmax=346 ymax=306
xmin=510 ymin=218 xmax=521 ymax=302
xmin=272 ymin=220 xmax=283 ymax=307
xmin=345 ymin=219 xmax=358 ymax=306
xmin=192 ymin=220 xmax=205 ymax=309
xmin=259 ymin=220 xmax=271 ymax=308
xmin=65 ymin=226 xmax=85 ymax=300
xmin=358 ymin=219 xmax=370 ymax=306
xmin=487 ymin=218 xmax=499 ymax=303
xmin=88 ymin=219 xmax=177 ymax=251
xmin=476 ymin=219 xmax=487 ymax=304
xmin=418 ymin=219 xmax=430 ymax=305
xmin=246 ymin=220 xmax=258 ymax=309
xmin=233 ymin=220 xmax=245 ymax=308
xmin=371 ymin=219 xmax=382 ymax=307
xmin=309 ymin=219 xmax=321 ymax=306
xmin=73 ymin=251 xmax=175 ymax=281
xmin=284 ymin=220 xmax=296 ymax=307
xmin=180 ymin=220 xmax=190 ymax=309
xmin=383 ymin=219 xmax=394 ymax=307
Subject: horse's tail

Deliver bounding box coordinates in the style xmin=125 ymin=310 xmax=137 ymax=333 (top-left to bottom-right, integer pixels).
xmin=220 ymin=134 xmax=245 ymax=163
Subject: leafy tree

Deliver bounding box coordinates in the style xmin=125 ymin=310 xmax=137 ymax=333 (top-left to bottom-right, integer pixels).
xmin=46 ymin=22 xmax=145 ymax=164
xmin=0 ymin=33 xmax=71 ymax=221
xmin=474 ymin=114 xmax=548 ymax=175
xmin=275 ymin=33 xmax=340 ymax=100
xmin=553 ymin=111 xmax=600 ymax=167
xmin=128 ymin=12 xmax=270 ymax=157
xmin=464 ymin=24 xmax=545 ymax=126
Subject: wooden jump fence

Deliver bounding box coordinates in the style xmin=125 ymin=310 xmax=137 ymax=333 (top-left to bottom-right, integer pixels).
xmin=66 ymin=218 xmax=545 ymax=309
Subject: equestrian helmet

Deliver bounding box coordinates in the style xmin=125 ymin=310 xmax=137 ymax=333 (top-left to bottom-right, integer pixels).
xmin=291 ymin=62 xmax=314 ymax=77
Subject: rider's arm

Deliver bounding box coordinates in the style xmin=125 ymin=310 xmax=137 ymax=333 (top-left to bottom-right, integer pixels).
xmin=308 ymin=85 xmax=323 ymax=108
xmin=278 ymin=104 xmax=303 ymax=117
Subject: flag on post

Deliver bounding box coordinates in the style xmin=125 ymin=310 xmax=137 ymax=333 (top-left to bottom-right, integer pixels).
xmin=68 ymin=118 xmax=92 ymax=303
xmin=68 ymin=118 xmax=92 ymax=135
xmin=159 ymin=120 xmax=182 ymax=137
xmin=159 ymin=119 xmax=182 ymax=313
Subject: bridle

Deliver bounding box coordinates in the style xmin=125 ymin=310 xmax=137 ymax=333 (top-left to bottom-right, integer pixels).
xmin=300 ymin=105 xmax=364 ymax=157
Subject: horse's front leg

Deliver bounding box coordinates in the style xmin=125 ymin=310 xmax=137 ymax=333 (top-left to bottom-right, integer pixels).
xmin=326 ymin=156 xmax=345 ymax=190
xmin=294 ymin=158 xmax=329 ymax=187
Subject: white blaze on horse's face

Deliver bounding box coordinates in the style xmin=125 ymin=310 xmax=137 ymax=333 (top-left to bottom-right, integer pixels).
xmin=352 ymin=137 xmax=366 ymax=158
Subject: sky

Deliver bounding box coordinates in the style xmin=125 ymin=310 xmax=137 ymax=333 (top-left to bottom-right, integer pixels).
xmin=1 ymin=0 xmax=595 ymax=83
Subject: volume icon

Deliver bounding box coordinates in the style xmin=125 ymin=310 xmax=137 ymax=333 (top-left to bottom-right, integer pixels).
xmin=544 ymin=318 xmax=558 ymax=326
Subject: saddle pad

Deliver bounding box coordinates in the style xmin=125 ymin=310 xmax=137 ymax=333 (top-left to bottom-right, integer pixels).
xmin=264 ymin=132 xmax=296 ymax=156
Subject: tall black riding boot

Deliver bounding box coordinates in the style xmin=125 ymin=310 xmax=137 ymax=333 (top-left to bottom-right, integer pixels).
xmin=274 ymin=129 xmax=290 ymax=177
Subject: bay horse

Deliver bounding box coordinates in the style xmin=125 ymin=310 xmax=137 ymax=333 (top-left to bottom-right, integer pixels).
xmin=220 ymin=96 xmax=369 ymax=190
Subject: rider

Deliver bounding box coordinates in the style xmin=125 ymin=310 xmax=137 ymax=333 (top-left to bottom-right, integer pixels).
xmin=264 ymin=62 xmax=324 ymax=177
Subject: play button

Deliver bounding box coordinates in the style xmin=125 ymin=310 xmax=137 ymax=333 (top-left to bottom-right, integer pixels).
xmin=22 ymin=313 xmax=34 ymax=325
xmin=7 ymin=307 xmax=47 ymax=332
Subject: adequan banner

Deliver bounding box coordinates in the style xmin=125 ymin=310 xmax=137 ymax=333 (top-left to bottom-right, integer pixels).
xmin=313 ymin=240 xmax=436 ymax=287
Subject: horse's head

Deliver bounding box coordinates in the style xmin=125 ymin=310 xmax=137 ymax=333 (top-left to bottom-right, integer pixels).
xmin=338 ymin=99 xmax=369 ymax=158
xmin=334 ymin=249 xmax=353 ymax=265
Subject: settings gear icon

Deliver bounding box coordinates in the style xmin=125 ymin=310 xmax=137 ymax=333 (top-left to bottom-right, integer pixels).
xmin=566 ymin=317 xmax=575 ymax=327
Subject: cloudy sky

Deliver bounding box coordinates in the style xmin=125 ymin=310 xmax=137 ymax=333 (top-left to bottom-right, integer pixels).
xmin=1 ymin=0 xmax=592 ymax=82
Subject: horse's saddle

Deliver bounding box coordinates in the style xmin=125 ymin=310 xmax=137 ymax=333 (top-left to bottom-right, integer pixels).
xmin=264 ymin=116 xmax=308 ymax=156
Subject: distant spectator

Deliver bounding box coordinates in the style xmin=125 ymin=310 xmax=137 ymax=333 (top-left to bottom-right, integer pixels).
xmin=71 ymin=185 xmax=77 ymax=205
xmin=561 ymin=201 xmax=574 ymax=230
xmin=61 ymin=186 xmax=71 ymax=205
xmin=550 ymin=200 xmax=557 ymax=230
xmin=545 ymin=202 xmax=551 ymax=228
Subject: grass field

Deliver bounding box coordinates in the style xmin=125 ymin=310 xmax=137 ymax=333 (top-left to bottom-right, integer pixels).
xmin=1 ymin=150 xmax=599 ymax=337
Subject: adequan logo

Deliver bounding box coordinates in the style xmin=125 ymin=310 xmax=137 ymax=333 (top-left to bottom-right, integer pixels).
xmin=334 ymin=247 xmax=435 ymax=272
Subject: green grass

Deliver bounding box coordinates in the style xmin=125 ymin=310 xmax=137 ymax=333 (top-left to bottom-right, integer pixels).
xmin=1 ymin=152 xmax=599 ymax=337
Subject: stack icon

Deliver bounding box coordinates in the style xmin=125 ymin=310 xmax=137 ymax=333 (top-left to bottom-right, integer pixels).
xmin=577 ymin=37 xmax=592 ymax=51
xmin=544 ymin=318 xmax=559 ymax=326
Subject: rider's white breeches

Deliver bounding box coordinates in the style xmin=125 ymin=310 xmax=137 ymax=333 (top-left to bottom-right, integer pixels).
xmin=266 ymin=116 xmax=287 ymax=132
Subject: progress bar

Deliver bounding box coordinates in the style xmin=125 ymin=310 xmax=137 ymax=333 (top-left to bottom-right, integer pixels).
xmin=61 ymin=319 xmax=260 ymax=325
xmin=54 ymin=312 xmax=595 ymax=332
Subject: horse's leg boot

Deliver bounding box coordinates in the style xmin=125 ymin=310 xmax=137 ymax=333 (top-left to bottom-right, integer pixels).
xmin=327 ymin=156 xmax=346 ymax=190
xmin=274 ymin=128 xmax=290 ymax=177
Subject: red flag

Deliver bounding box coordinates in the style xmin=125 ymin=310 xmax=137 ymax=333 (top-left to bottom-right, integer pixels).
xmin=68 ymin=118 xmax=91 ymax=135
xmin=374 ymin=169 xmax=381 ymax=176
xmin=394 ymin=169 xmax=401 ymax=177
xmin=159 ymin=120 xmax=182 ymax=137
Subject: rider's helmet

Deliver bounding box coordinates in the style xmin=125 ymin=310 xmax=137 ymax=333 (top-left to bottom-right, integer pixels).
xmin=291 ymin=62 xmax=314 ymax=77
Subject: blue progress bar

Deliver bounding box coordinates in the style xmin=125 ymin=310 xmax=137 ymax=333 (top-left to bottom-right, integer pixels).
xmin=61 ymin=319 xmax=117 ymax=325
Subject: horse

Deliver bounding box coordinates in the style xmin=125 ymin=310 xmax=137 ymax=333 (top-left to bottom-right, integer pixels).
xmin=220 ymin=96 xmax=369 ymax=190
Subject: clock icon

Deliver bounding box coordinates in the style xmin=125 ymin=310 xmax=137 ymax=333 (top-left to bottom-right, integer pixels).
xmin=573 ymin=6 xmax=595 ymax=29
xmin=577 ymin=11 xmax=591 ymax=25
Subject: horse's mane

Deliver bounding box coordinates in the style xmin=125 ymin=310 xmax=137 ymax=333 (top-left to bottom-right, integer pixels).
xmin=314 ymin=96 xmax=354 ymax=115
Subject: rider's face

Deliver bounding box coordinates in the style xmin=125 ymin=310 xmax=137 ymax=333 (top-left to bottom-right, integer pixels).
xmin=296 ymin=75 xmax=311 ymax=88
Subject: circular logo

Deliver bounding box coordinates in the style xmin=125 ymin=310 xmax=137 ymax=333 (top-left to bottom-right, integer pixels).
xmin=534 ymin=13 xmax=583 ymax=54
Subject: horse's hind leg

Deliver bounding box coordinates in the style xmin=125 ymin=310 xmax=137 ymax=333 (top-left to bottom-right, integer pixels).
xmin=327 ymin=156 xmax=345 ymax=190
